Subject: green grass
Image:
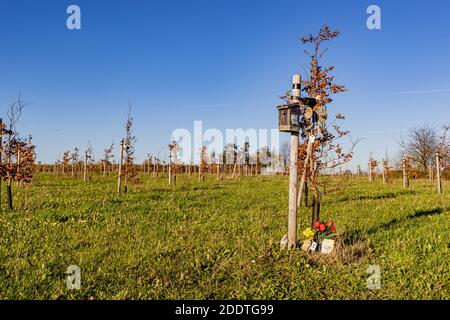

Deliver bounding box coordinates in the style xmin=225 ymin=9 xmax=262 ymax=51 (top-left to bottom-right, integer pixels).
xmin=0 ymin=173 xmax=448 ymax=299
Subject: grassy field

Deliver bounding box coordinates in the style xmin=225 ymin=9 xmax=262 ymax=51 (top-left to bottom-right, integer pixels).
xmin=0 ymin=173 xmax=448 ymax=300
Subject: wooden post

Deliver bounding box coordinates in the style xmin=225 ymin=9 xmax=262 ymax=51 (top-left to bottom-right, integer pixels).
xmin=297 ymin=135 xmax=315 ymax=208
xmin=168 ymin=149 xmax=172 ymax=186
xmin=402 ymin=154 xmax=409 ymax=188
xmin=117 ymin=140 xmax=124 ymax=193
xmin=0 ymin=118 xmax=2 ymax=210
xmin=124 ymin=143 xmax=129 ymax=193
xmin=6 ymin=129 xmax=13 ymax=210
xmin=16 ymin=149 xmax=20 ymax=186
xmin=216 ymin=162 xmax=220 ymax=180
xmin=288 ymin=132 xmax=299 ymax=249
xmin=382 ymin=160 xmax=386 ymax=185
xmin=368 ymin=160 xmax=372 ymax=182
xmin=83 ymin=151 xmax=87 ymax=182
xmin=231 ymin=163 xmax=237 ymax=179
xmin=436 ymin=152 xmax=442 ymax=194
xmin=310 ymin=155 xmax=320 ymax=226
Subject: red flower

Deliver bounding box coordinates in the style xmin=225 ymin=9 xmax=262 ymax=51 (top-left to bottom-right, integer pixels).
xmin=314 ymin=221 xmax=320 ymax=229
xmin=319 ymin=224 xmax=326 ymax=232
xmin=330 ymin=224 xmax=336 ymax=233
xmin=326 ymin=219 xmax=333 ymax=226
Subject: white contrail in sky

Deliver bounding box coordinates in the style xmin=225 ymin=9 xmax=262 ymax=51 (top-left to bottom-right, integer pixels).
xmin=171 ymin=102 xmax=260 ymax=110
xmin=392 ymin=88 xmax=450 ymax=95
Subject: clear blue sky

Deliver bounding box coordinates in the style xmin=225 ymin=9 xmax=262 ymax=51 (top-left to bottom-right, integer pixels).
xmin=0 ymin=0 xmax=449 ymax=169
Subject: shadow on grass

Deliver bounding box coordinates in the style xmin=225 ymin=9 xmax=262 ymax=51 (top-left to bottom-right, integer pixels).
xmin=341 ymin=207 xmax=445 ymax=244
xmin=367 ymin=207 xmax=444 ymax=234
xmin=331 ymin=189 xmax=418 ymax=204
xmin=150 ymin=185 xmax=223 ymax=193
xmin=337 ymin=207 xmax=445 ymax=263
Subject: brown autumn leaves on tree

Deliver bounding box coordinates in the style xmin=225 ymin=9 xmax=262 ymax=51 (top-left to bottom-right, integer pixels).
xmin=292 ymin=25 xmax=355 ymax=220
xmin=0 ymin=95 xmax=36 ymax=210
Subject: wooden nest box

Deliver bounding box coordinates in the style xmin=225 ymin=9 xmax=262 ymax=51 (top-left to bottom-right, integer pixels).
xmin=277 ymin=103 xmax=301 ymax=133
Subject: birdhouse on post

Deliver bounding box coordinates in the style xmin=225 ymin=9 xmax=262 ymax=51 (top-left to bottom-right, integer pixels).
xmin=277 ymin=74 xmax=319 ymax=250
xmin=277 ymin=103 xmax=301 ymax=133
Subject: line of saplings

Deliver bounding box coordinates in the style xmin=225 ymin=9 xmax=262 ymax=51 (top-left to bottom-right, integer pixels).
xmin=382 ymin=170 xmax=449 ymax=180
xmin=342 ymin=170 xmax=449 ymax=180
xmin=34 ymin=160 xmax=274 ymax=177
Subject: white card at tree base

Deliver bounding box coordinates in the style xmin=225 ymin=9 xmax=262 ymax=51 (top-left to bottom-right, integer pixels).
xmin=321 ymin=239 xmax=335 ymax=254
xmin=309 ymin=241 xmax=318 ymax=252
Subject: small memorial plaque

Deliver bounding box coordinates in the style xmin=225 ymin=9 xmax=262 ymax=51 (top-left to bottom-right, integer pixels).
xmin=321 ymin=239 xmax=335 ymax=254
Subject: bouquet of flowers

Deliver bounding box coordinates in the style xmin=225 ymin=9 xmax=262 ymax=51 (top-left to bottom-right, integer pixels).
xmin=301 ymin=219 xmax=337 ymax=253
xmin=313 ymin=219 xmax=337 ymax=241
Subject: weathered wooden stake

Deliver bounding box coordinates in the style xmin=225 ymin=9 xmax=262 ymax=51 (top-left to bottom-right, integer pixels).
xmin=123 ymin=143 xmax=129 ymax=193
xmin=402 ymin=154 xmax=409 ymax=188
xmin=436 ymin=152 xmax=442 ymax=194
xmin=83 ymin=151 xmax=87 ymax=182
xmin=297 ymin=135 xmax=315 ymax=208
xmin=16 ymin=150 xmax=21 ymax=187
xmin=288 ymin=132 xmax=299 ymax=249
xmin=117 ymin=140 xmax=124 ymax=193
xmin=216 ymin=162 xmax=220 ymax=180
xmin=0 ymin=118 xmax=2 ymax=210
xmin=309 ymin=155 xmax=320 ymax=226
xmin=168 ymin=151 xmax=173 ymax=186
xmin=168 ymin=164 xmax=172 ymax=185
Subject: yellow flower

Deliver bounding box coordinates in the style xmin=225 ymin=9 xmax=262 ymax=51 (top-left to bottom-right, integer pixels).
xmin=303 ymin=228 xmax=315 ymax=240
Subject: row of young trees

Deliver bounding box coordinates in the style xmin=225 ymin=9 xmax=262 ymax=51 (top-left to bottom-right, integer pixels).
xmin=356 ymin=124 xmax=450 ymax=183
xmin=164 ymin=142 xmax=283 ymax=186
